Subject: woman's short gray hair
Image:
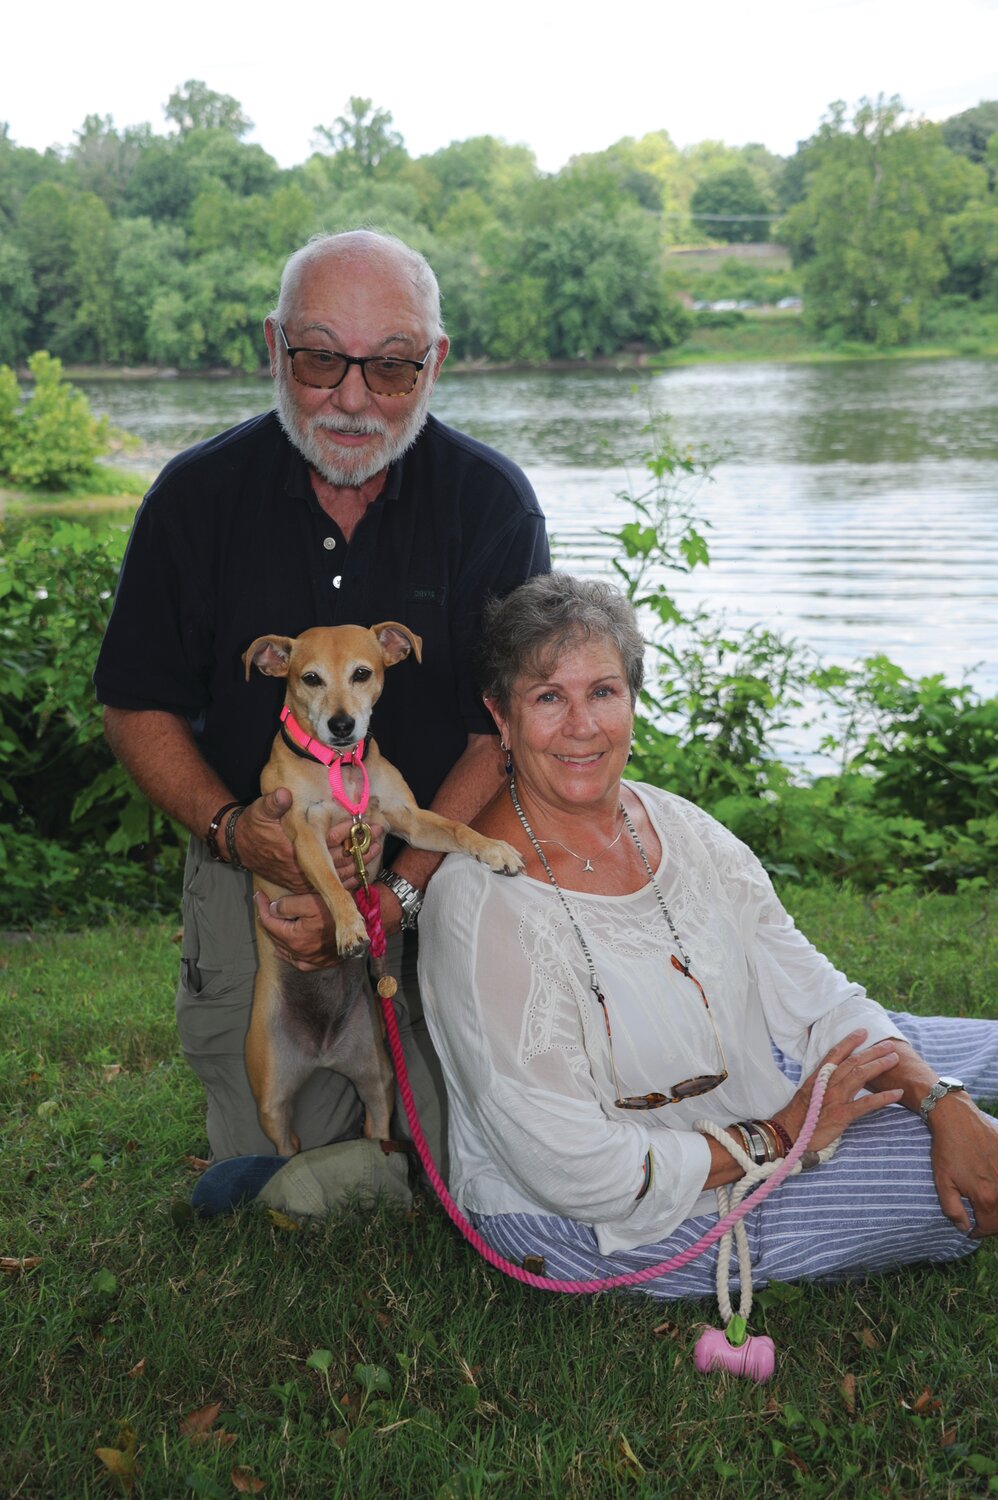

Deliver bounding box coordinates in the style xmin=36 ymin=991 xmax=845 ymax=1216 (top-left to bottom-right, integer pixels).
xmin=477 ymin=573 xmax=645 ymax=713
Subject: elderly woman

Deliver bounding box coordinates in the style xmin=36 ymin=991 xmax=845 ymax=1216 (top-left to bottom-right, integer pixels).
xmin=417 ymin=573 xmax=998 ymax=1296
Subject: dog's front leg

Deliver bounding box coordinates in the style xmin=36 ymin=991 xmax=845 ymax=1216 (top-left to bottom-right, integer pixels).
xmin=285 ymin=804 xmax=371 ymax=957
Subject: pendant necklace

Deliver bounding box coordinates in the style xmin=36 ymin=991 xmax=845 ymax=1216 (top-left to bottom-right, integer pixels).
xmin=536 ymin=814 xmax=626 ymax=872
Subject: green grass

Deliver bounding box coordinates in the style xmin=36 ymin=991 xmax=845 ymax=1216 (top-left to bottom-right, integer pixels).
xmin=2 ymin=888 xmax=996 ymax=1498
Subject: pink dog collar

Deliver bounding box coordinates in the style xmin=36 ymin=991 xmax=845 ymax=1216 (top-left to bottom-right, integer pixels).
xmin=279 ymin=706 xmax=370 ymax=817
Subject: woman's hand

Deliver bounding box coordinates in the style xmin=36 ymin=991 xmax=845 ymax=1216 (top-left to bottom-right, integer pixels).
xmin=771 ymin=1029 xmax=904 ymax=1155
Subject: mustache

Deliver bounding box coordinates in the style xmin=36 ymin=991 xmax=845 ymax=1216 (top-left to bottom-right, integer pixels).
xmin=307 ymin=414 xmax=390 ymax=438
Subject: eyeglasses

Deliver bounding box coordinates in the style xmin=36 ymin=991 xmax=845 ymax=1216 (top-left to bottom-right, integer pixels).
xmin=278 ymin=324 xmax=432 ymax=396
xmin=596 ymin=955 xmax=728 ymax=1111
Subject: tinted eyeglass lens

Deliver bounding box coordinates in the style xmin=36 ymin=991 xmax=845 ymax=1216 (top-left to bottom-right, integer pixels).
xmin=292 ymin=350 xmax=420 ymax=394
xmin=671 ymin=1072 xmax=728 ymax=1100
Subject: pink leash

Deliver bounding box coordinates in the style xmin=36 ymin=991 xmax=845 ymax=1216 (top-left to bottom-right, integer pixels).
xmin=330 ymin=777 xmax=826 ymax=1382
xmin=377 ymin=991 xmax=828 ymax=1296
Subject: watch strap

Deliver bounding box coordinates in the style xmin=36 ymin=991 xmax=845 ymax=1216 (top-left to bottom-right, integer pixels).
xmin=376 ymin=869 xmax=424 ymax=930
xmin=919 ymin=1077 xmax=966 ymax=1124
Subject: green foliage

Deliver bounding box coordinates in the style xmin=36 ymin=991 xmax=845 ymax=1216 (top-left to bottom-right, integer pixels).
xmin=0 ymin=514 xmax=184 ymax=925
xmin=165 ymin=79 xmax=253 ymax=138
xmin=690 ymin=166 xmax=774 ymax=242
xmin=780 ymin=97 xmax=977 ymax=346
xmin=0 ymin=352 xmax=110 ymax=489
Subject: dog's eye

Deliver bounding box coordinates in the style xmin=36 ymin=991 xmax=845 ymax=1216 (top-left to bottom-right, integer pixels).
xmin=351 ymin=667 xmax=373 ymax=683
xmin=301 ymin=671 xmax=323 ymax=687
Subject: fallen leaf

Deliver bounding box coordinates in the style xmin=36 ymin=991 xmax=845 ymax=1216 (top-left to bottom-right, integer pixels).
xmin=180 ymin=1401 xmax=223 ymax=1437
xmin=232 ymin=1466 xmax=266 ymax=1494
xmin=940 ymin=1426 xmax=957 ymax=1448
xmin=36 ymin=1099 xmax=59 ymax=1118
xmin=95 ymin=1423 xmax=139 ymax=1493
xmin=784 ymin=1448 xmax=809 ymax=1474
xmin=172 ymin=927 xmax=184 ymax=944
xmin=912 ymin=1388 xmax=942 ymax=1416
xmin=0 ymin=1256 xmax=42 ymax=1275
xmin=841 ymin=1373 xmax=856 ymax=1414
xmin=103 ymin=1064 xmax=124 ymax=1082
xmin=617 ymin=1434 xmax=645 ymax=1478
xmin=854 ymin=1327 xmax=879 ymax=1350
xmin=189 ymin=1429 xmax=237 ymax=1448
xmin=184 ymin=1155 xmax=211 ymax=1173
xmin=264 ymin=1208 xmax=302 ymax=1231
xmin=652 ymin=1318 xmax=681 ymax=1341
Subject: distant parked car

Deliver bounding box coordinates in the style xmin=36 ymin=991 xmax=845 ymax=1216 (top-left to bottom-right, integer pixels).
xmin=776 ymin=296 xmax=803 ymax=310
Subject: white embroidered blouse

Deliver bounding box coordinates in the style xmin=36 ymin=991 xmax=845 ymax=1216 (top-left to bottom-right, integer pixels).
xmin=418 ymin=784 xmax=900 ymax=1253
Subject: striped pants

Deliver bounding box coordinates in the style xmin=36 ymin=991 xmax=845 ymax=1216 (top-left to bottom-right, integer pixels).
xmin=473 ymin=1013 xmax=998 ymax=1300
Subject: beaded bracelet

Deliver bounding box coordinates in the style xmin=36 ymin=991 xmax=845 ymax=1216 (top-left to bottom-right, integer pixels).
xmin=767 ymin=1117 xmax=794 ymax=1157
xmin=206 ymin=800 xmax=241 ymax=862
xmin=225 ymin=804 xmax=248 ymax=872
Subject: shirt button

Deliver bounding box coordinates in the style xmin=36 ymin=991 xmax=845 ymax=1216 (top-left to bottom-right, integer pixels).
xmin=323 ymin=536 xmax=337 ymax=550
xmin=332 ymin=574 xmax=342 ymax=589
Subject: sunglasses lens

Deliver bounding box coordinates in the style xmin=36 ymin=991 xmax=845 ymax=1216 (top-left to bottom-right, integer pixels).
xmin=671 ymin=1074 xmax=726 ymax=1100
xmin=615 ymin=1092 xmax=670 ymax=1111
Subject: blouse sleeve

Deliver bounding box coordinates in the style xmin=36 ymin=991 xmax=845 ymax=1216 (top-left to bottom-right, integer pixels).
xmin=419 ymin=857 xmax=714 ymax=1251
xmin=713 ymin=814 xmax=905 ymax=1072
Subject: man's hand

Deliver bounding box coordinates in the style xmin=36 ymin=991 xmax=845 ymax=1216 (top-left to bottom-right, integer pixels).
xmin=234 ymin=791 xmax=384 ymax=891
xmin=251 ymin=805 xmax=388 ymax=970
xmin=927 ymin=1093 xmax=998 ymax=1237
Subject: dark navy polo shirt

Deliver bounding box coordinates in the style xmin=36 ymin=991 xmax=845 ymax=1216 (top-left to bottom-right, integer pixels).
xmin=95 ymin=410 xmax=550 ymax=808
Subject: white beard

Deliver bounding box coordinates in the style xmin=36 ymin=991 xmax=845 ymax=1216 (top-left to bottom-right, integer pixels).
xmin=274 ymin=363 xmax=434 ymax=487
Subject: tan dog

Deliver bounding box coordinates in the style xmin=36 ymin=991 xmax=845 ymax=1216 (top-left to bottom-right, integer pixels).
xmin=242 ymin=622 xmax=523 ymax=1156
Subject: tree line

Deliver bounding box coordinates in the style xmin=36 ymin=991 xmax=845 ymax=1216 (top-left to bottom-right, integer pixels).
xmin=1 ymin=84 xmax=996 ymax=368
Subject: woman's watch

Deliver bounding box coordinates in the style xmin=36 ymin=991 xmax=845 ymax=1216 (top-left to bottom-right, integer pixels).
xmin=376 ymin=870 xmax=424 ymax=930
xmin=919 ymin=1076 xmax=966 ymax=1124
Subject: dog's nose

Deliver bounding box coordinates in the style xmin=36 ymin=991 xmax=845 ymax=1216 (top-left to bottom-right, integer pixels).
xmin=328 ymin=713 xmax=355 ymax=741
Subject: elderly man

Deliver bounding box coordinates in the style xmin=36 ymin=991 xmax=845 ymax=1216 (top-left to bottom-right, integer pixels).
xmin=95 ymin=230 xmax=549 ymax=1209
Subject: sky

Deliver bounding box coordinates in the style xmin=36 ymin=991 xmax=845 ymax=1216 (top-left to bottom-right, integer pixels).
xmin=6 ymin=0 xmax=998 ymax=171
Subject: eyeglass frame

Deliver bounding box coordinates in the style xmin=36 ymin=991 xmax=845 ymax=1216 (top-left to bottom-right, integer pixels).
xmin=596 ymin=955 xmax=729 ymax=1111
xmin=277 ymin=323 xmax=433 ymax=395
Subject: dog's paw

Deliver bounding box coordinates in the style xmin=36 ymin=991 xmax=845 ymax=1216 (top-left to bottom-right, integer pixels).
xmin=339 ymin=934 xmax=371 ymax=959
xmin=336 ymin=917 xmax=372 ymax=959
xmin=476 ymin=838 xmax=524 ymax=876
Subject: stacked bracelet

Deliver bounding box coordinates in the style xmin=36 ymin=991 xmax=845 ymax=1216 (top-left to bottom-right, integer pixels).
xmin=206 ymin=800 xmax=241 ymax=862
xmin=225 ymin=805 xmax=248 ymax=871
xmin=767 ymin=1117 xmax=794 ymax=1156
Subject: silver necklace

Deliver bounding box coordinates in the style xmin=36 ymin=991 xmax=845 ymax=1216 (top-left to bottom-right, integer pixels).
xmin=536 ymin=815 xmax=626 ymax=873
xmin=507 ymin=775 xmax=691 ymax=970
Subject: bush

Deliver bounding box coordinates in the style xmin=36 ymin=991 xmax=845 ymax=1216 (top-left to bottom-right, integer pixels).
xmin=0 ymin=515 xmax=184 ymax=926
xmin=0 ymin=351 xmax=110 ymax=490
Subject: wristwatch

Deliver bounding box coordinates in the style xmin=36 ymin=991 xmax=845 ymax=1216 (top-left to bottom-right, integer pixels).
xmin=376 ymin=870 xmax=424 ymax=931
xmin=919 ymin=1076 xmax=966 ymax=1124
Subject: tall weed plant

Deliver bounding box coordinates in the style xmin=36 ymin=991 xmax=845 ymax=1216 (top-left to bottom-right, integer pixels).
xmin=606 ymin=421 xmax=998 ymax=892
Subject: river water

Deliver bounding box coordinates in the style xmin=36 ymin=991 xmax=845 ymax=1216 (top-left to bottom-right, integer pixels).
xmin=80 ymin=359 xmax=998 ymax=707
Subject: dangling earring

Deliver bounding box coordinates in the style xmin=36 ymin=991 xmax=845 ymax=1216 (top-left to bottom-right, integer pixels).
xmin=501 ymin=741 xmax=513 ymax=776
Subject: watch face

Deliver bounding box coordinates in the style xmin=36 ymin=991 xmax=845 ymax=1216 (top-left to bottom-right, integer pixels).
xmin=937 ymin=1077 xmax=964 ymax=1090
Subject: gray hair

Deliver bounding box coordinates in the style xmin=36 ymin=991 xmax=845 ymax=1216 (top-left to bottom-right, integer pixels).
xmin=478 ymin=573 xmax=645 ymax=713
xmin=273 ymin=229 xmax=444 ymax=338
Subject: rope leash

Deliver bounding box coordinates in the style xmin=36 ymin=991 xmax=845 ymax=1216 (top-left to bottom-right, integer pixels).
xmin=349 ymin=869 xmax=831 ymax=1381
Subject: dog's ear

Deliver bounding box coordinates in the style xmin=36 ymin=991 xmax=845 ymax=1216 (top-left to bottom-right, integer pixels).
xmin=243 ymin=635 xmax=296 ymax=680
xmin=371 ymin=621 xmax=423 ymax=667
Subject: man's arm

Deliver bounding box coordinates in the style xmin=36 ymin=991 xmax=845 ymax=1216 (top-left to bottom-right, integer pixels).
xmin=103 ymin=706 xmax=309 ymax=890
xmin=256 ymin=732 xmax=506 ymax=967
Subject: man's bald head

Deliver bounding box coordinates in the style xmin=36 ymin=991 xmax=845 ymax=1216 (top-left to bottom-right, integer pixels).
xmin=275 ymin=230 xmax=444 ymax=340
